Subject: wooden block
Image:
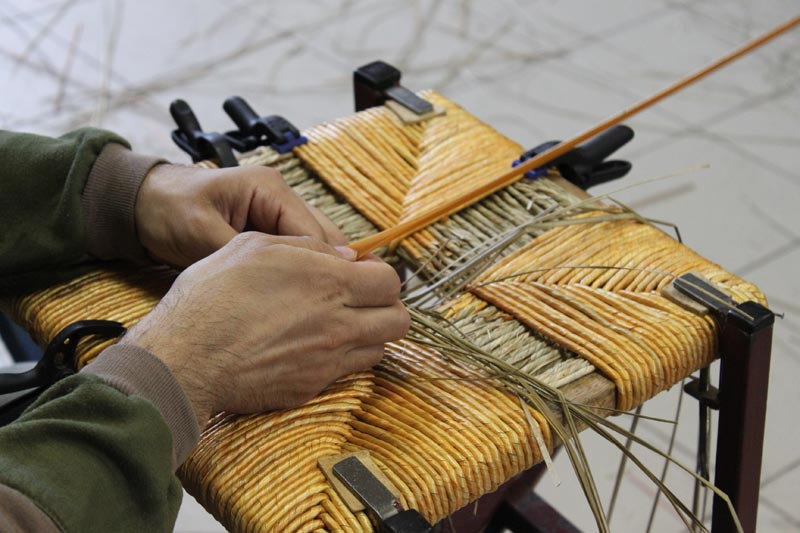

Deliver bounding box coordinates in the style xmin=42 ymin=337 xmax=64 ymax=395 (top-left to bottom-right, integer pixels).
xmin=318 ymin=450 xmax=401 ymax=513
xmin=662 ymin=270 xmax=737 ymax=316
xmin=385 ymin=100 xmax=446 ymax=124
xmin=661 ymin=283 xmax=710 ymax=316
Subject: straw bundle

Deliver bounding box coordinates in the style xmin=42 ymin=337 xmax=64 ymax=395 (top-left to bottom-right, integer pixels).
xmin=295 ymin=93 xmax=766 ymax=413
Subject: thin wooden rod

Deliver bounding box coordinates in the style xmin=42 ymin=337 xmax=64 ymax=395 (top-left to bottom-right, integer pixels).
xmin=349 ymin=15 xmax=800 ymax=258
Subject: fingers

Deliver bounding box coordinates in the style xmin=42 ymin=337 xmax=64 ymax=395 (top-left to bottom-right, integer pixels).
xmin=239 ymin=168 xmax=349 ymax=246
xmin=307 ymin=205 xmax=348 ymax=246
xmin=347 ymin=302 xmax=411 ymax=347
xmin=136 ymin=163 xmax=353 ymax=269
xmin=340 ymin=259 xmax=402 ymax=307
xmin=245 ymin=168 xmax=330 ymax=241
xmin=340 ymin=345 xmax=386 ymax=375
xmin=227 ymin=232 xmax=352 ymax=262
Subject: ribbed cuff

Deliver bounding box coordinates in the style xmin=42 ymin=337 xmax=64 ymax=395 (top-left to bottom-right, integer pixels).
xmin=0 ymin=485 xmax=60 ymax=533
xmin=81 ymin=344 xmax=201 ymax=469
xmin=81 ymin=143 xmax=166 ymax=261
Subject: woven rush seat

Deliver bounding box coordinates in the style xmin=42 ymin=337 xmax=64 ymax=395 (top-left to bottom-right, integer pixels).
xmin=9 ymin=92 xmax=765 ymax=531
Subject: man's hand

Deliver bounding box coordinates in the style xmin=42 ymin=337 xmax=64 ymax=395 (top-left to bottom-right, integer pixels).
xmin=120 ymin=232 xmax=410 ymax=425
xmin=134 ymin=164 xmax=346 ymax=267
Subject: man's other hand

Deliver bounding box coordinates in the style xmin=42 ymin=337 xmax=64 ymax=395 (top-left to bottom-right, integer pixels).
xmin=134 ymin=164 xmax=346 ymax=267
xmin=120 ymin=233 xmax=410 ymax=425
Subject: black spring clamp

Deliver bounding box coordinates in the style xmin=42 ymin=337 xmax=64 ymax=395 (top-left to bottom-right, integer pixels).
xmin=170 ymin=99 xmax=240 ymax=167
xmin=0 ymin=320 xmax=126 ymax=426
xmin=513 ymin=125 xmax=634 ymax=190
xmin=223 ymin=96 xmax=307 ymax=154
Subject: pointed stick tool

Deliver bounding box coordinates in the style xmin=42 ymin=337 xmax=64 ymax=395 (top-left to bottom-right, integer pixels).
xmin=349 ymin=15 xmax=800 ymax=258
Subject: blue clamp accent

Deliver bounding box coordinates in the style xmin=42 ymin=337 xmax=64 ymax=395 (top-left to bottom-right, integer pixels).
xmin=511 ymin=157 xmax=549 ymax=180
xmin=513 ymin=140 xmax=560 ymax=180
xmin=272 ymin=132 xmax=308 ymax=154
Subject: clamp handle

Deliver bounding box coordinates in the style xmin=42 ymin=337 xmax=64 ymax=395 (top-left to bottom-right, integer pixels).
xmin=223 ymin=96 xmax=261 ymax=134
xmin=0 ymin=320 xmax=126 ymax=395
xmin=0 ymin=320 xmax=126 ymax=427
xmin=560 ymin=125 xmax=633 ymax=188
xmin=170 ymin=99 xmax=239 ymax=167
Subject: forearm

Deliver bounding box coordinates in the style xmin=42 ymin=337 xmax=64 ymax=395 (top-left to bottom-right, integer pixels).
xmin=0 ymin=346 xmax=200 ymax=532
xmin=0 ymin=129 xmax=163 ymax=295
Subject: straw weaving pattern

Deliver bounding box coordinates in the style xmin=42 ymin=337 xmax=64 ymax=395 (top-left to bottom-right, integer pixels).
xmin=8 ymin=94 xmax=767 ymax=531
xmin=179 ymin=336 xmax=556 ymax=532
xmin=295 ymin=93 xmax=766 ymax=412
xmin=11 ymin=269 xmax=556 ymax=532
xmin=470 ymin=216 xmax=766 ymax=410
xmin=9 ymin=143 xmax=569 ymax=531
xmin=11 ymin=266 xmax=175 ymax=369
xmin=296 ymin=91 xmax=528 ymax=263
xmin=199 ymin=145 xmax=380 ymax=244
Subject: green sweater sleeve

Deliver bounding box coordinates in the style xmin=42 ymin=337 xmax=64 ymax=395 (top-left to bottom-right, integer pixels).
xmin=0 ymin=129 xmax=164 ymax=295
xmin=0 ymin=128 xmax=127 ymax=293
xmin=0 ymin=373 xmax=186 ymax=532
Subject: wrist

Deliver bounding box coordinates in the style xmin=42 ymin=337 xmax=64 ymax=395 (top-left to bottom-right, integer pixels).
xmin=119 ymin=337 xmax=213 ymax=428
xmin=82 ymin=143 xmax=166 ymax=261
xmin=81 ymin=343 xmax=202 ymax=467
xmin=118 ymin=307 xmax=219 ymax=428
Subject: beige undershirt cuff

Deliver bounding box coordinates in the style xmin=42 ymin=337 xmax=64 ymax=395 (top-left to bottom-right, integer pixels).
xmin=81 ymin=344 xmax=201 ymax=469
xmin=0 ymin=484 xmax=60 ymax=533
xmin=81 ymin=143 xmax=166 ymax=261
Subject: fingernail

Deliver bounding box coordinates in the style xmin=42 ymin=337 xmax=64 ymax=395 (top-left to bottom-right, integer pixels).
xmin=335 ymin=246 xmax=357 ymax=260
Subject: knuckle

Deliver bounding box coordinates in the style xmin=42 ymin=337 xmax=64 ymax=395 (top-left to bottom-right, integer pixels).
xmin=376 ymin=263 xmax=402 ymax=299
xmin=293 ymin=235 xmax=316 ymax=248
xmin=230 ymin=230 xmax=257 ymax=245
xmin=323 ymin=283 xmax=346 ymax=305
xmin=321 ymin=271 xmax=348 ymax=301
xmin=228 ymin=231 xmax=252 ymax=246
xmin=249 ymin=166 xmax=290 ymax=193
xmin=287 ymin=234 xmax=335 ymax=257
xmin=229 ymin=231 xmax=274 ymax=254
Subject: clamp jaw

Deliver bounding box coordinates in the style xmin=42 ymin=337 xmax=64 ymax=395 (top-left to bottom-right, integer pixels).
xmin=354 ymin=60 xmax=433 ymax=115
xmin=332 ymin=455 xmax=432 ymax=533
xmin=514 ymin=125 xmax=634 ymax=189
